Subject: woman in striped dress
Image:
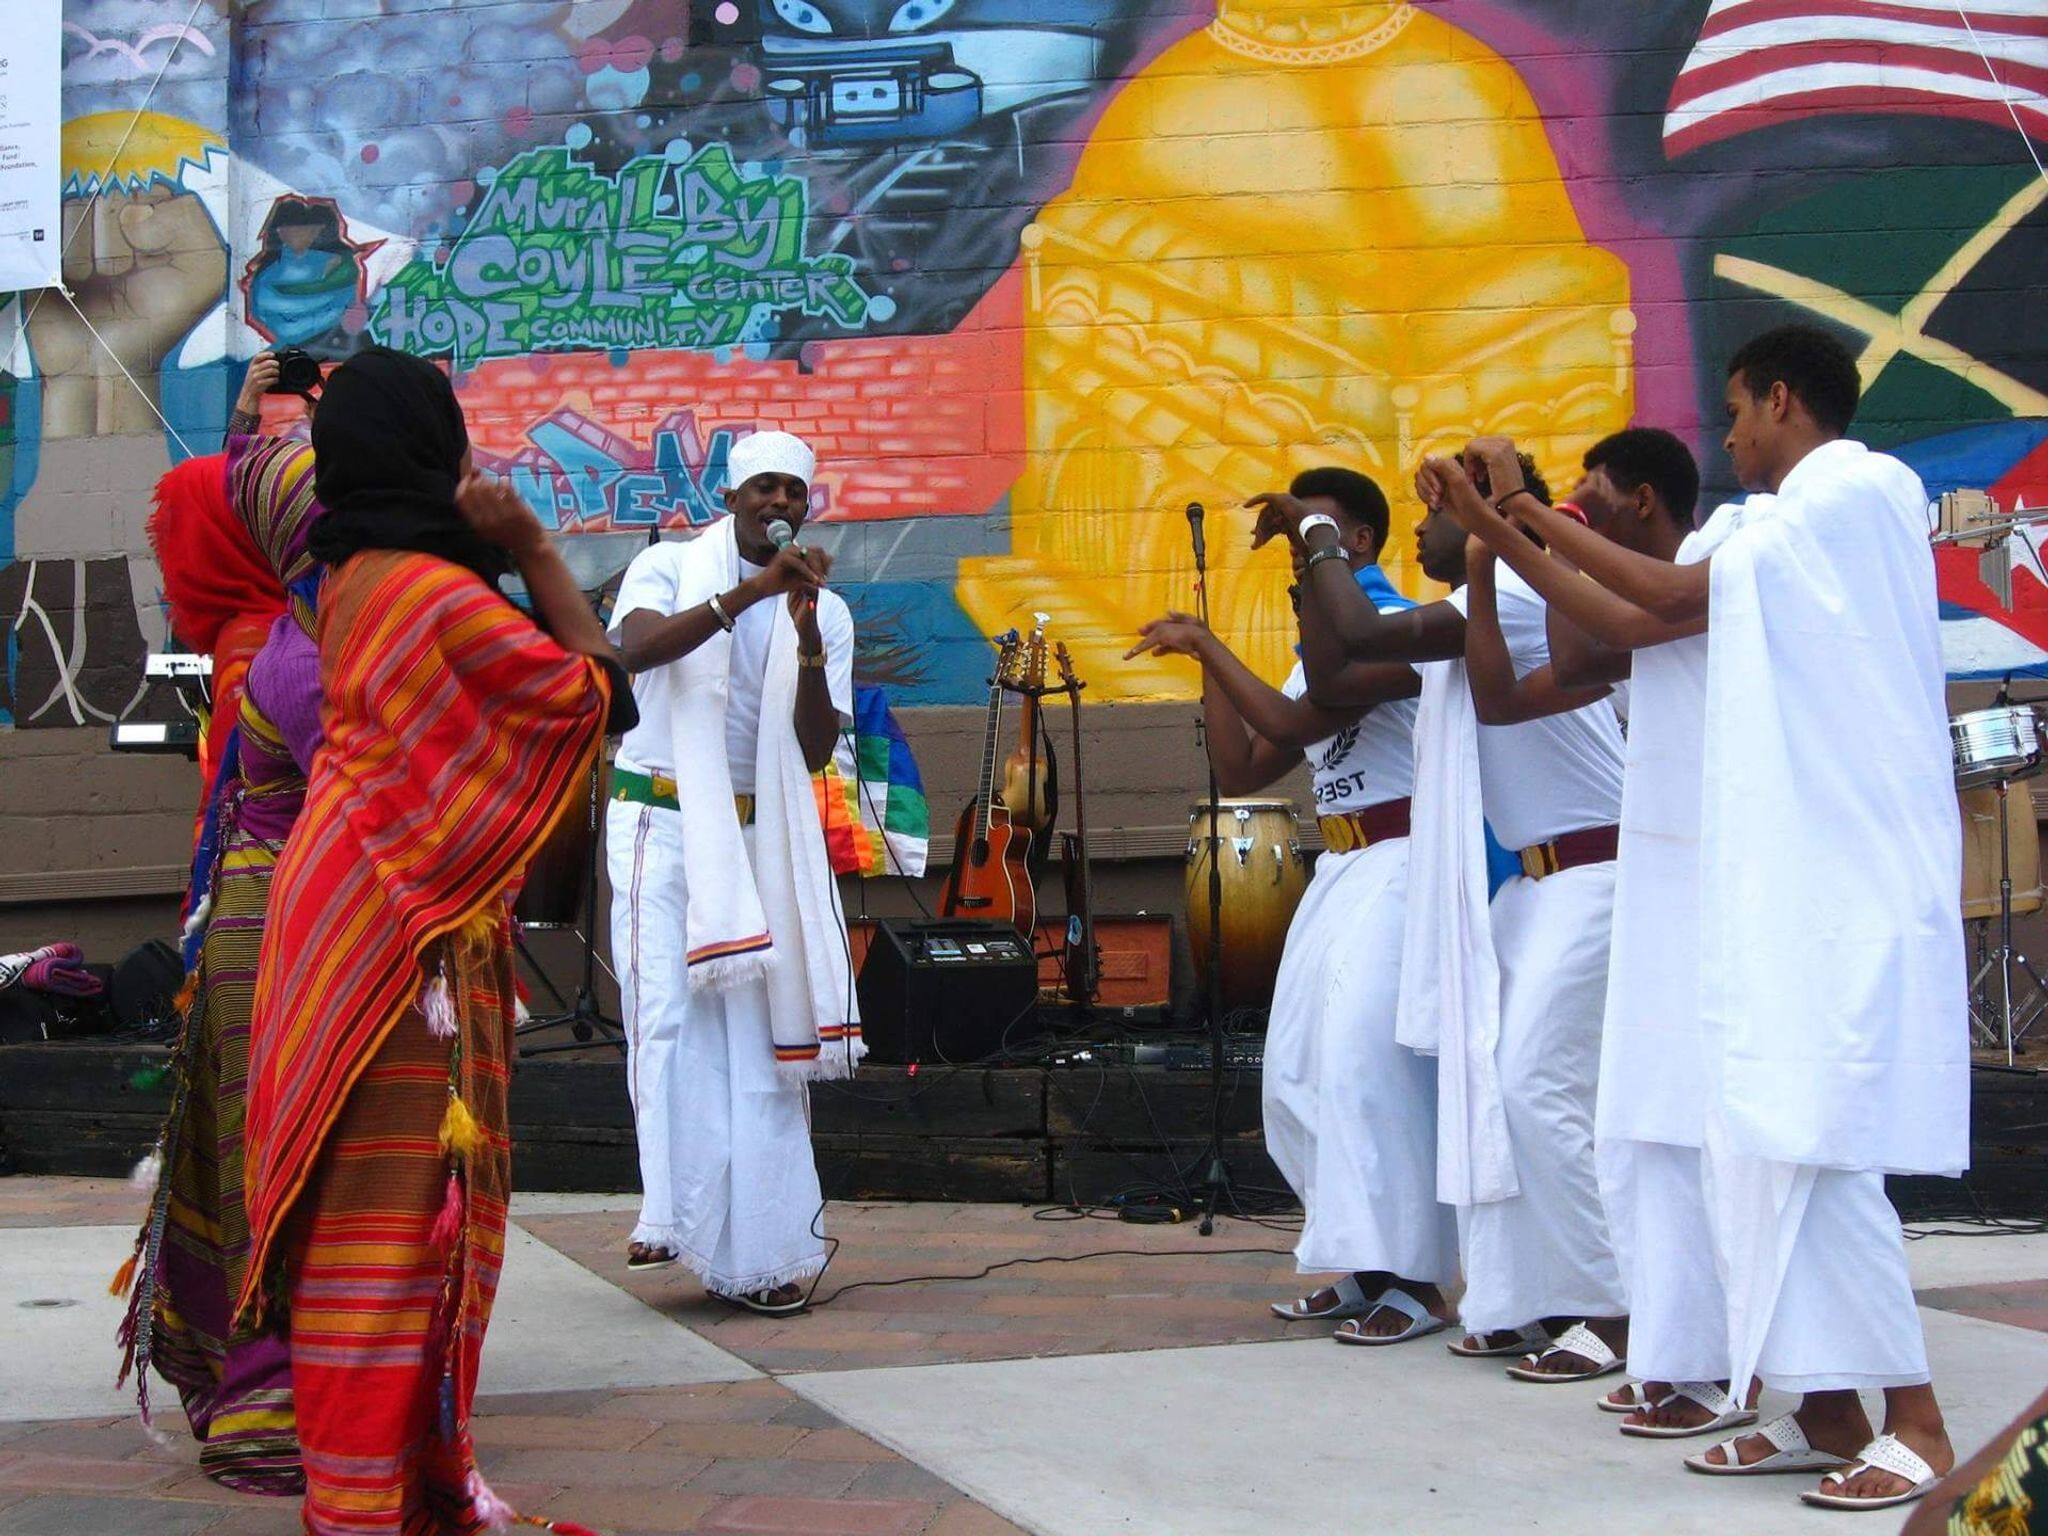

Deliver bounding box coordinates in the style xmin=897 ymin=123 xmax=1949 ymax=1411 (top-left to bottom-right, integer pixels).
xmin=121 ymin=425 xmax=328 ymax=1492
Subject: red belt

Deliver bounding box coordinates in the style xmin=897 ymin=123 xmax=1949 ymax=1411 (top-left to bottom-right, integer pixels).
xmin=1516 ymin=823 xmax=1620 ymax=880
xmin=1317 ymin=796 xmax=1411 ymax=854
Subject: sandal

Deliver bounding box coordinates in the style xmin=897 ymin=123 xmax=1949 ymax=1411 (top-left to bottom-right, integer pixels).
xmin=1504 ymin=1322 xmax=1624 ymax=1384
xmin=1685 ymin=1413 xmax=1853 ymax=1477
xmin=1799 ymin=1434 xmax=1939 ymax=1511
xmin=1447 ymin=1322 xmax=1548 ymax=1358
xmin=1270 ymin=1273 xmax=1371 ymax=1323
xmin=626 ymin=1242 xmax=677 ymax=1272
xmin=1618 ymin=1380 xmax=1758 ymax=1440
xmin=1599 ymin=1382 xmax=1659 ymax=1415
xmin=716 ymin=1284 xmax=808 ymax=1317
xmin=1332 ymin=1287 xmax=1447 ymax=1347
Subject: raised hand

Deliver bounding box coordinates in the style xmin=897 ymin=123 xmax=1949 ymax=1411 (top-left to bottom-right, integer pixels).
xmin=1245 ymin=491 xmax=1310 ymax=551
xmin=455 ymin=472 xmax=549 ymax=555
xmin=1124 ymin=610 xmax=1210 ymax=661
xmin=1462 ymin=436 xmax=1526 ymax=505
xmin=234 ymin=353 xmax=281 ymax=418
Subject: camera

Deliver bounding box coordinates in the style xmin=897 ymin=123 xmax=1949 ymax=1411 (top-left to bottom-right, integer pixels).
xmin=267 ymin=348 xmax=323 ymax=396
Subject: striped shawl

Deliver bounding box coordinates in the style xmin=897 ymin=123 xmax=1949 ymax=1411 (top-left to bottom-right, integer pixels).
xmin=236 ymin=549 xmax=608 ymax=1321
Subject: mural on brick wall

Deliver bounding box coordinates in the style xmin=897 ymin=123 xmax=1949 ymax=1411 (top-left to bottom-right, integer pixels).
xmin=3 ymin=0 xmax=2045 ymax=726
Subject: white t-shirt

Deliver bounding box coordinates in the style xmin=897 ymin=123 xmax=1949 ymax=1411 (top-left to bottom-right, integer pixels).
xmin=1447 ymin=563 xmax=1624 ymax=850
xmin=609 ymin=539 xmax=855 ymax=792
xmin=1281 ymin=661 xmax=1417 ymax=814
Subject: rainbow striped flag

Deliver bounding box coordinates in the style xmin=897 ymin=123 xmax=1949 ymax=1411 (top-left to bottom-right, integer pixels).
xmin=814 ymin=685 xmax=929 ymax=879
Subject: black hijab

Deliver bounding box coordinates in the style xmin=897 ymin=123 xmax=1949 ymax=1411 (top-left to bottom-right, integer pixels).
xmin=306 ymin=346 xmax=512 ymax=584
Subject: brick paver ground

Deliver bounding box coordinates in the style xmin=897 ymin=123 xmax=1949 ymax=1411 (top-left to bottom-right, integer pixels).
xmin=0 ymin=1382 xmax=1026 ymax=1536
xmin=517 ymin=1199 xmax=1314 ymax=1374
xmin=1913 ymin=1277 xmax=2048 ymax=1334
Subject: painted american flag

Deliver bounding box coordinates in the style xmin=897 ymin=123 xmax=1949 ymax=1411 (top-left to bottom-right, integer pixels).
xmin=1664 ymin=0 xmax=2048 ymax=157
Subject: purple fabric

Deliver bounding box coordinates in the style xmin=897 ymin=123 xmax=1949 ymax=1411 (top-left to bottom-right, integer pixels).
xmin=244 ymin=616 xmax=324 ymax=777
xmin=23 ymin=943 xmax=102 ymax=997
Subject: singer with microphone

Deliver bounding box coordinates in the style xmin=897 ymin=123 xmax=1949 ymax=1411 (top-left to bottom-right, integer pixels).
xmin=604 ymin=429 xmax=862 ymax=1314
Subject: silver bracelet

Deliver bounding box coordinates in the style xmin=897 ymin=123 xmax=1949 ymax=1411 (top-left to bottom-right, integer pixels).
xmin=707 ymin=591 xmax=736 ymax=632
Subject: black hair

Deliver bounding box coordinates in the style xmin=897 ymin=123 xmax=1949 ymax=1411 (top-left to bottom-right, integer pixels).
xmin=1584 ymin=427 xmax=1700 ymax=528
xmin=1516 ymin=453 xmax=1551 ymax=508
xmin=1290 ymin=466 xmax=1390 ymax=552
xmin=1727 ymin=324 xmax=1861 ymax=435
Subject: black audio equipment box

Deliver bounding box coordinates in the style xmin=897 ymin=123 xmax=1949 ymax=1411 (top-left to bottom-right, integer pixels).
xmin=855 ymin=918 xmax=1043 ymax=1066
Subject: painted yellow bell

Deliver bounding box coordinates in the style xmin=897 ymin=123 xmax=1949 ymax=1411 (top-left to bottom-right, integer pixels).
xmin=958 ymin=0 xmax=1635 ymax=699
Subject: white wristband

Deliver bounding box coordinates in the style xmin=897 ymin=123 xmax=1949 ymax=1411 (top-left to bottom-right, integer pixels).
xmin=1297 ymin=513 xmax=1341 ymax=543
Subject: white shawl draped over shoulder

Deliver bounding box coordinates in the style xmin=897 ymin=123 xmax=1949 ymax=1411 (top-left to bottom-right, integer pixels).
xmin=1699 ymin=439 xmax=1966 ymax=1176
xmin=658 ymin=518 xmax=862 ymax=1083
xmin=1397 ymin=640 xmax=1515 ymax=1206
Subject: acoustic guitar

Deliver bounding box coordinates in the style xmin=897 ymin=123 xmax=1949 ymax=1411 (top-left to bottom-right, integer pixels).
xmin=938 ymin=630 xmax=1037 ymax=934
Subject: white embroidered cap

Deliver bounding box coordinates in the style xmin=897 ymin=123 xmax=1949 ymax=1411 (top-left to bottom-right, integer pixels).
xmin=726 ymin=429 xmax=816 ymax=491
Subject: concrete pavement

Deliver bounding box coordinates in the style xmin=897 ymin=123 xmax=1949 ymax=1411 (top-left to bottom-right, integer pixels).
xmin=3 ymin=1178 xmax=2045 ymax=1534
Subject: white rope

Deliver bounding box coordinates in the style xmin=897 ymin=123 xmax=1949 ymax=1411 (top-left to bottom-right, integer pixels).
xmin=50 ymin=283 xmax=195 ymax=459
xmin=22 ymin=0 xmax=210 ymax=328
xmin=1953 ymin=5 xmax=2048 ymax=187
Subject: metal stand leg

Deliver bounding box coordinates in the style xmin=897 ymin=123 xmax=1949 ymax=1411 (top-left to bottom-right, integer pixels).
xmin=516 ymin=762 xmax=626 ymax=1057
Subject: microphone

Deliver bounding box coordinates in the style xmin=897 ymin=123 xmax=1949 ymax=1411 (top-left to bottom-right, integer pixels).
xmin=764 ymin=517 xmax=818 ymax=611
xmin=1185 ymin=501 xmax=1206 ymax=570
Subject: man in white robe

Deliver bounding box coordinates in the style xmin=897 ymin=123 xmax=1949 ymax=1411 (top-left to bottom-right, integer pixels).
xmin=1434 ymin=325 xmax=1965 ymax=1510
xmin=1265 ymin=460 xmax=1633 ymax=1380
xmin=1133 ymin=468 xmax=1455 ymax=1342
xmin=605 ymin=430 xmax=862 ymax=1314
xmin=1452 ymin=428 xmax=1763 ymax=1437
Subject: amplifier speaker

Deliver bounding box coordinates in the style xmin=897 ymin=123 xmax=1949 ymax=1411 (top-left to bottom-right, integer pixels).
xmin=855 ymin=918 xmax=1042 ymax=1065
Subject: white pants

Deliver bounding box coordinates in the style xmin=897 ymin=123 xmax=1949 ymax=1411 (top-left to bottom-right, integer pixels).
xmin=1457 ymin=864 xmax=1627 ymax=1332
xmin=1263 ymin=839 xmax=1456 ymax=1283
xmin=1704 ymin=1105 xmax=1929 ymax=1395
xmin=1601 ymin=1139 xmax=1730 ymax=1382
xmin=607 ymin=800 xmax=828 ymax=1293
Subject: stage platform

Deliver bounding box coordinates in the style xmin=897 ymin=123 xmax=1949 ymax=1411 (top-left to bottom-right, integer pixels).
xmin=3 ymin=1034 xmax=2045 ymax=1218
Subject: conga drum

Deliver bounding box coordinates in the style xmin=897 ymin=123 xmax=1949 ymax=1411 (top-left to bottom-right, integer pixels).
xmin=1184 ymin=799 xmax=1309 ymax=1013
xmin=514 ymin=765 xmax=601 ymax=928
xmin=1961 ymin=785 xmax=2044 ymax=921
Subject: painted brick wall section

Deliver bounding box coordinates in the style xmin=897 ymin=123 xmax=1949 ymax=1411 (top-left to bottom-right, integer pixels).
xmin=459 ymin=271 xmax=1025 ymax=522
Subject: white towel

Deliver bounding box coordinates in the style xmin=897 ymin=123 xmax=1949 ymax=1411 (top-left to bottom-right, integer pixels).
xmin=1396 ymin=657 xmax=1515 ymax=1206
xmin=659 ymin=518 xmax=862 ymax=1082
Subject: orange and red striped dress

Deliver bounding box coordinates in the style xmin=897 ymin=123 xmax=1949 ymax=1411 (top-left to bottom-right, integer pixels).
xmin=239 ymin=548 xmax=608 ymax=1535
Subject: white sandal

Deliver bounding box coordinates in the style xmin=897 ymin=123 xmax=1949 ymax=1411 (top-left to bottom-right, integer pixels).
xmin=1270 ymin=1272 xmax=1371 ymax=1322
xmin=1799 ymin=1434 xmax=1939 ymax=1511
xmin=1332 ymin=1286 xmax=1447 ymax=1347
xmin=1598 ymin=1381 xmax=1658 ymax=1415
xmin=1504 ymin=1322 xmax=1624 ymax=1384
xmin=1618 ymin=1380 xmax=1758 ymax=1440
xmin=1685 ymin=1412 xmax=1853 ymax=1476
xmin=1447 ymin=1322 xmax=1548 ymax=1358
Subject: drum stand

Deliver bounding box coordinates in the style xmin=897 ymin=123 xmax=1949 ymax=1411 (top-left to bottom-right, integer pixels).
xmin=1968 ymin=773 xmax=2048 ymax=1063
xmin=515 ymin=761 xmax=626 ymax=1058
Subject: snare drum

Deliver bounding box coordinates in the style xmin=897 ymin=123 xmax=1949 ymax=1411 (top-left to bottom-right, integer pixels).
xmin=1951 ymin=703 xmax=2048 ymax=789
xmin=1960 ymin=786 xmax=2045 ymax=919
xmin=1184 ymin=799 xmax=1308 ymax=1013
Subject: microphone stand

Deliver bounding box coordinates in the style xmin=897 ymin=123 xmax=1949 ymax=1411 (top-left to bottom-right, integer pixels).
xmin=1188 ymin=502 xmax=1230 ymax=1236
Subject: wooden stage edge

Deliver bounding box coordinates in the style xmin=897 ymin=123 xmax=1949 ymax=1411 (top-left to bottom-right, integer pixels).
xmin=2 ymin=1042 xmax=2043 ymax=1222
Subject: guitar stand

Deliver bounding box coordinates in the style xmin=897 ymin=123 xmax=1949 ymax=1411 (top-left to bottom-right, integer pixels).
xmin=1010 ymin=661 xmax=1101 ymax=1010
